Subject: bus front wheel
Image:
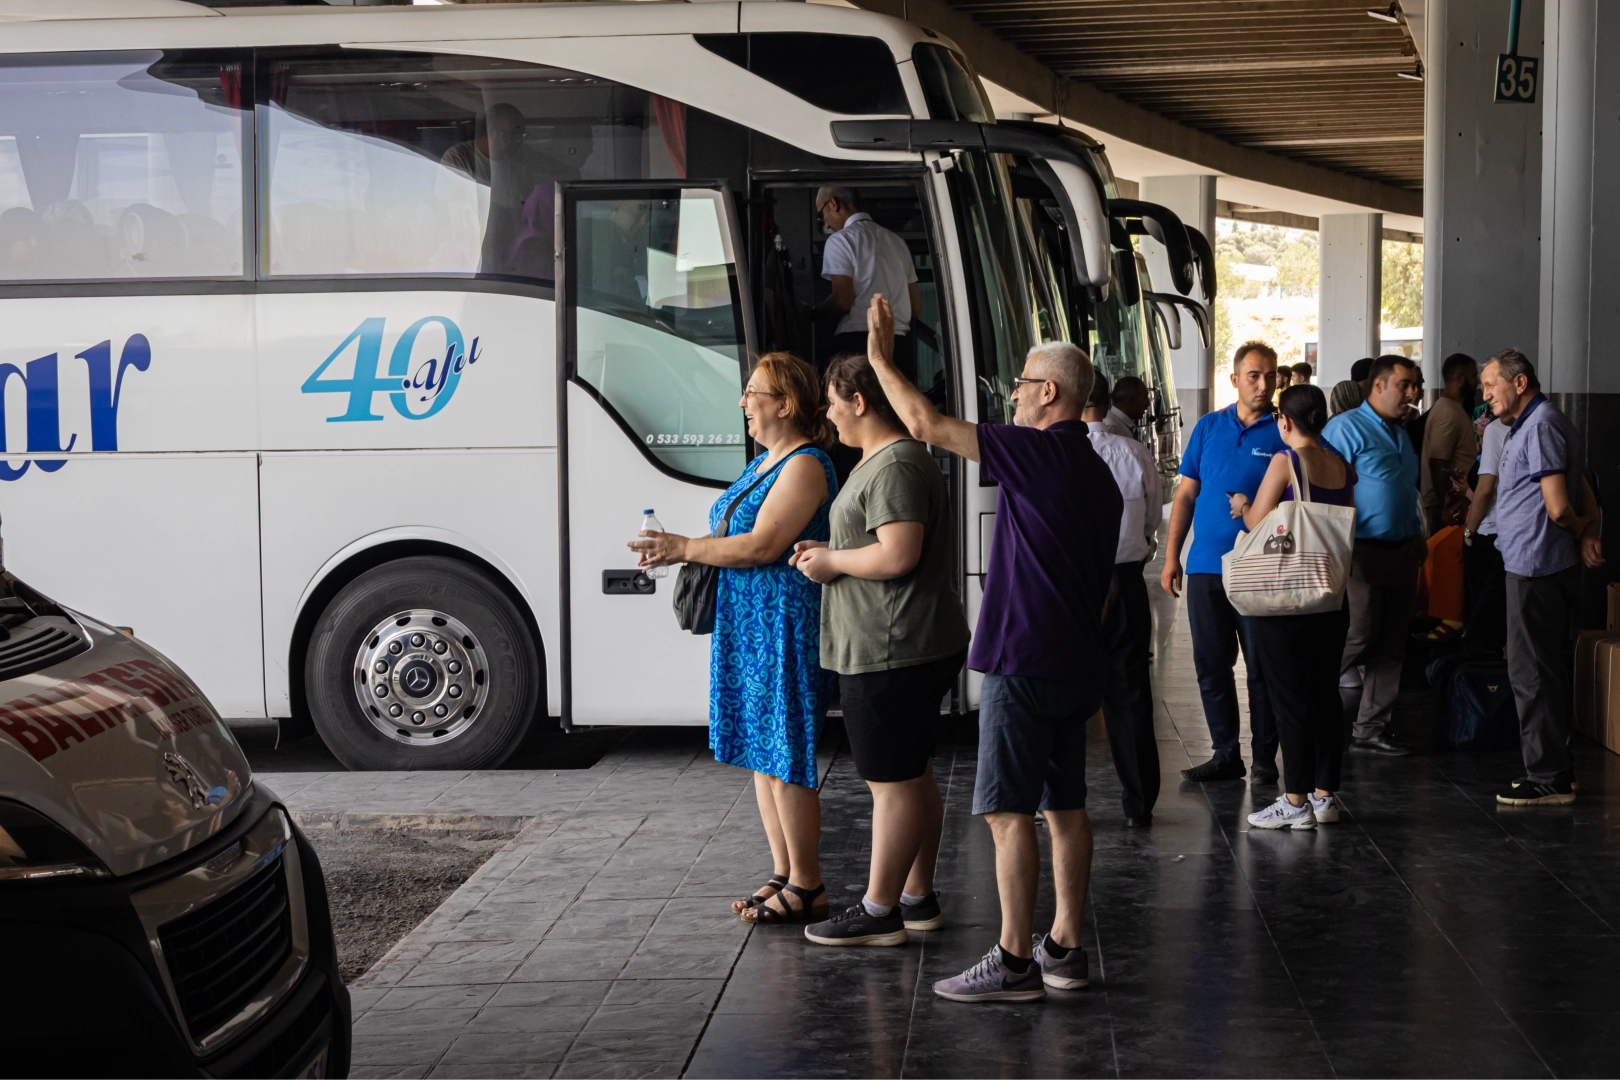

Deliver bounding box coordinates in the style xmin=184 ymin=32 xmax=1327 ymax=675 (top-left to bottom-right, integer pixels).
xmin=305 ymin=556 xmax=539 ymax=770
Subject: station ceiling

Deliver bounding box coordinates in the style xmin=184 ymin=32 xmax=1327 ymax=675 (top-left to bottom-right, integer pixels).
xmin=948 ymin=0 xmax=1424 ymax=191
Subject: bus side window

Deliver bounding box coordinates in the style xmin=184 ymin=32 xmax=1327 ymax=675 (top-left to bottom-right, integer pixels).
xmin=258 ymin=50 xmax=747 ymax=289
xmin=568 ymin=189 xmax=749 ymax=484
xmin=0 ymin=51 xmax=248 ymax=283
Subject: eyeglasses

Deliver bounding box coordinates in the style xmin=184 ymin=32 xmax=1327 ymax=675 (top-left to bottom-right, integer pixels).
xmin=1012 ymin=377 xmax=1050 ymax=387
xmin=743 ymin=388 xmax=783 ymax=400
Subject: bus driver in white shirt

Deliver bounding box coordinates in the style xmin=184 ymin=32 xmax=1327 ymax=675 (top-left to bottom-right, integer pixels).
xmin=815 ymin=186 xmax=923 ymax=381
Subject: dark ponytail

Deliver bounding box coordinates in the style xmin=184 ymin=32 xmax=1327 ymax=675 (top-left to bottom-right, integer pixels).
xmin=1278 ymin=383 xmax=1328 ymax=437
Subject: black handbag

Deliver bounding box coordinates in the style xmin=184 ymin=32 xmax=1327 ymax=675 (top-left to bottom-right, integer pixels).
xmin=672 ymin=458 xmax=788 ymax=635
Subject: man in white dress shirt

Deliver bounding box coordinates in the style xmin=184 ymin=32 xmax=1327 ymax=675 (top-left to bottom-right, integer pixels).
xmin=1084 ymin=373 xmax=1162 ymax=825
xmin=1101 ymin=375 xmax=1149 ymax=440
xmin=816 ymin=186 xmax=922 ymax=379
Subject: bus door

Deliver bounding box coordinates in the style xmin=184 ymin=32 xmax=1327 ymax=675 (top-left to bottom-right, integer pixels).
xmin=752 ymin=176 xmax=964 ymax=705
xmin=558 ymin=183 xmax=755 ymax=726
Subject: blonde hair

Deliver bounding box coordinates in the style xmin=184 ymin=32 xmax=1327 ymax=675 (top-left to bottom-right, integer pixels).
xmin=752 ymin=352 xmax=834 ymax=448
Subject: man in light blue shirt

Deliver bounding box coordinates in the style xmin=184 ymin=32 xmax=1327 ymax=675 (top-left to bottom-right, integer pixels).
xmin=1482 ymin=350 xmax=1603 ymax=807
xmin=1161 ymin=342 xmax=1286 ymax=783
xmin=1321 ymin=355 xmax=1425 ymax=757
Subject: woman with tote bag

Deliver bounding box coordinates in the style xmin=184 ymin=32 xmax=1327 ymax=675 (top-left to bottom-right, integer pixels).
xmin=1225 ymin=385 xmax=1357 ymax=830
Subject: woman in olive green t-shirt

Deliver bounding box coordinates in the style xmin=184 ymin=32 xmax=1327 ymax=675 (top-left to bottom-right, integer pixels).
xmin=791 ymin=352 xmax=970 ymax=946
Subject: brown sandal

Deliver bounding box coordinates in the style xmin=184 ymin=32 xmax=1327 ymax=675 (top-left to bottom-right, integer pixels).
xmin=730 ymin=874 xmax=788 ymax=914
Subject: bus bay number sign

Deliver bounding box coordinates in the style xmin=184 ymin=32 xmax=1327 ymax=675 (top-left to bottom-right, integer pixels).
xmin=1496 ymin=54 xmax=1538 ymax=104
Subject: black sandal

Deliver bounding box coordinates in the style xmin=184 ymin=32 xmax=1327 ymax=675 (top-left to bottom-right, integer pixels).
xmin=743 ymin=882 xmax=827 ymax=925
xmin=732 ymin=874 xmax=788 ymax=913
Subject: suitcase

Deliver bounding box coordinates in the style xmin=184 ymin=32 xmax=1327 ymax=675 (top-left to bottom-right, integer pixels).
xmin=1426 ymin=652 xmax=1520 ymax=751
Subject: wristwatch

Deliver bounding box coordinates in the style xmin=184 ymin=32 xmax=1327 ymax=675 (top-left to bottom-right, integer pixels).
xmin=1462 ymin=528 xmax=1475 ymax=542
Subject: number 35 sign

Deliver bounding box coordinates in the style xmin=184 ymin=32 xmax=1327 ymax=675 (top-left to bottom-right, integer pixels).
xmin=1495 ymin=53 xmax=1538 ymax=104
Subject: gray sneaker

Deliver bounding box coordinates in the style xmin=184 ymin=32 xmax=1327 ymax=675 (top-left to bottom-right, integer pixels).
xmin=804 ymin=904 xmax=907 ymax=947
xmin=932 ymin=945 xmax=1046 ymax=1002
xmin=900 ymin=892 xmax=944 ymax=931
xmin=1032 ymin=933 xmax=1090 ymax=989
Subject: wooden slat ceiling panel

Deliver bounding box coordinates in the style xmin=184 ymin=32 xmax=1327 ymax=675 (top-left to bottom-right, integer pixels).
xmin=949 ymin=0 xmax=1424 ymax=189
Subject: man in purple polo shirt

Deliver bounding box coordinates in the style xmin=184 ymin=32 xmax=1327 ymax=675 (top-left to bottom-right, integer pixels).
xmin=864 ymin=294 xmax=1122 ymax=1004
xmin=1480 ymin=350 xmax=1603 ymax=806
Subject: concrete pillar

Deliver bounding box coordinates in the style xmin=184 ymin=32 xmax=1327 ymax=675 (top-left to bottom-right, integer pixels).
xmin=1421 ymin=0 xmax=1544 ymax=386
xmin=1538 ymin=0 xmax=1619 ymax=622
xmin=1538 ymin=0 xmax=1600 ymax=394
xmin=1317 ymin=213 xmax=1383 ymax=384
xmin=1141 ymin=175 xmax=1217 ymax=427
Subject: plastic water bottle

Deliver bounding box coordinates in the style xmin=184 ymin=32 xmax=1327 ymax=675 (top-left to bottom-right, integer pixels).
xmin=639 ymin=509 xmax=669 ymax=579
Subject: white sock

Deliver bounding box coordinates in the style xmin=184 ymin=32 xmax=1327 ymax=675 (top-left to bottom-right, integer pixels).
xmin=900 ymin=890 xmax=930 ymax=907
xmin=862 ymin=896 xmax=894 ymax=917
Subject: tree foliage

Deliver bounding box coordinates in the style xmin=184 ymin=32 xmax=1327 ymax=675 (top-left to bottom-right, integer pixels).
xmin=1381 ymin=240 xmax=1423 ymax=329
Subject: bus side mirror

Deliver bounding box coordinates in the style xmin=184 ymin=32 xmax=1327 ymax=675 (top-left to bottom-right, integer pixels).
xmin=1110 ymin=199 xmax=1197 ymax=296
xmin=1145 ymin=294 xmax=1183 ymax=351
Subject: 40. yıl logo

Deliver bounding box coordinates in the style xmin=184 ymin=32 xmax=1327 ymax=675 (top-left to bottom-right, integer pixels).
xmin=303 ymin=316 xmax=482 ymax=422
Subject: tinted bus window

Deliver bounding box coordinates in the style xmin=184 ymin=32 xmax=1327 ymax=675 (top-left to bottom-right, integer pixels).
xmin=572 ymin=188 xmax=749 ymax=482
xmin=259 ymin=51 xmax=743 ymax=284
xmin=913 ymin=44 xmax=991 ymax=123
xmin=0 ymin=51 xmax=247 ymax=282
xmin=696 ymin=34 xmax=909 ymax=115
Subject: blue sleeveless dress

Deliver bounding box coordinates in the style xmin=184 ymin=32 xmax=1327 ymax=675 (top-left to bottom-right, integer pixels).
xmin=708 ymin=447 xmax=838 ymax=788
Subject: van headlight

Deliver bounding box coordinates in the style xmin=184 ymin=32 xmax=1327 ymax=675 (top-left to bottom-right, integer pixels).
xmin=0 ymin=800 xmax=110 ymax=882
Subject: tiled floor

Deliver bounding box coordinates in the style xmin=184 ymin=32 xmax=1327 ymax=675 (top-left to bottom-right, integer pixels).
xmin=264 ymin=584 xmax=1620 ymax=1078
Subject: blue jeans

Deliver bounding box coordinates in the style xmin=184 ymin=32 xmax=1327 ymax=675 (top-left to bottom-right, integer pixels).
xmin=1185 ymin=573 xmax=1276 ymax=768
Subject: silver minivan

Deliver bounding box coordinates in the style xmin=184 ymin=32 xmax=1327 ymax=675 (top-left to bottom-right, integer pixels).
xmin=0 ymin=568 xmax=350 ymax=1077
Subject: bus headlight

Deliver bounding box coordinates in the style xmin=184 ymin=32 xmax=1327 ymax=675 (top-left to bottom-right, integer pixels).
xmin=0 ymin=800 xmax=110 ymax=882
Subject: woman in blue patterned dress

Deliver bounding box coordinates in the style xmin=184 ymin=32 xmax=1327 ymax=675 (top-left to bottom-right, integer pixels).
xmin=631 ymin=352 xmax=838 ymax=925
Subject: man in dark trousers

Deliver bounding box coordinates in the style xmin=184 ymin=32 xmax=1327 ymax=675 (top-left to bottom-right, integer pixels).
xmin=1083 ymin=374 xmax=1162 ymax=826
xmin=866 ymin=294 xmax=1120 ymax=1003
xmin=1161 ymin=342 xmax=1286 ymax=783
xmin=1481 ymin=350 xmax=1604 ymax=805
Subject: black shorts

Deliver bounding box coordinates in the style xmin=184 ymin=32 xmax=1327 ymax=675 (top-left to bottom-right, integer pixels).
xmin=840 ymin=650 xmax=966 ymax=783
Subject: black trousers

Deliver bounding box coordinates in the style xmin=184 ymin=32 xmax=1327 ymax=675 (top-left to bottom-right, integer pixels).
xmin=1101 ymin=562 xmax=1160 ymax=817
xmin=1464 ymin=532 xmax=1508 ymax=652
xmin=1251 ymin=606 xmax=1350 ymax=795
xmin=1506 ymin=566 xmax=1581 ymax=784
xmin=1186 ymin=573 xmax=1276 ymax=768
xmin=830 ymin=330 xmax=915 ymax=383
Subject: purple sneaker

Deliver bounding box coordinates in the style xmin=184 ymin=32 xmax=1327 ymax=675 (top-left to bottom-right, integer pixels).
xmin=932 ymin=945 xmax=1046 ymax=1002
xmin=1032 ymin=933 xmax=1090 ymax=989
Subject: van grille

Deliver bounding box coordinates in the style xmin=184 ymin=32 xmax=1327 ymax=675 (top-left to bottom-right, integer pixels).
xmin=158 ymin=854 xmax=293 ymax=1042
xmin=0 ymin=618 xmax=89 ymax=682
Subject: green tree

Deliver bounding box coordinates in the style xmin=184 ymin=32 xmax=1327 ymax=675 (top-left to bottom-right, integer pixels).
xmin=1382 ymin=240 xmax=1423 ymax=329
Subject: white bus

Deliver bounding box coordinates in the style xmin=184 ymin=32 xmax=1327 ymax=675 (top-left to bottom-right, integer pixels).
xmin=0 ymin=0 xmax=1209 ymax=769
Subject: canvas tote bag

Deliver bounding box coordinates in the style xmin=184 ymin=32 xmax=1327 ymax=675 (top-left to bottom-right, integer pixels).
xmin=1221 ymin=451 xmax=1356 ymax=617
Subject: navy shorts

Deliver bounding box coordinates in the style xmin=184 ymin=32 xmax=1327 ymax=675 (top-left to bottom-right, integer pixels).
xmin=972 ymin=673 xmax=1099 ymax=815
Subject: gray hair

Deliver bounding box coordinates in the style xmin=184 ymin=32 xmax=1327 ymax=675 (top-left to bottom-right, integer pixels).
xmin=1027 ymin=341 xmax=1094 ymax=404
xmin=1486 ymin=348 xmax=1540 ymax=390
xmin=815 ymin=185 xmax=858 ymax=211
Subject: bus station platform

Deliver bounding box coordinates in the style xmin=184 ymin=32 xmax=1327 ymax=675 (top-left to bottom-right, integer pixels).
xmin=262 ymin=595 xmax=1620 ymax=1079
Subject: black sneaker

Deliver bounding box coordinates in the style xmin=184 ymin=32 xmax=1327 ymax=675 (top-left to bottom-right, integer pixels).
xmin=1182 ymin=757 xmax=1246 ymax=782
xmin=1497 ymin=780 xmax=1576 ymax=806
xmin=900 ymin=892 xmax=944 ymax=931
xmin=805 ymin=904 xmax=908 ymax=947
xmin=1252 ymin=764 xmax=1280 ymax=785
xmin=1513 ymin=776 xmax=1581 ymax=793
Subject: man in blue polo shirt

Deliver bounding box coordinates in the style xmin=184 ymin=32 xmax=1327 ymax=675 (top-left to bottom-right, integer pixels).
xmin=1322 ymin=355 xmax=1424 ymax=757
xmin=1481 ymin=350 xmax=1603 ymax=806
xmin=1162 ymin=342 xmax=1286 ymax=783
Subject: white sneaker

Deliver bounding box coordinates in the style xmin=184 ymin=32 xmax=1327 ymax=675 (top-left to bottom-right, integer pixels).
xmin=1247 ymin=795 xmax=1316 ymax=830
xmin=1308 ymin=793 xmax=1340 ymax=823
